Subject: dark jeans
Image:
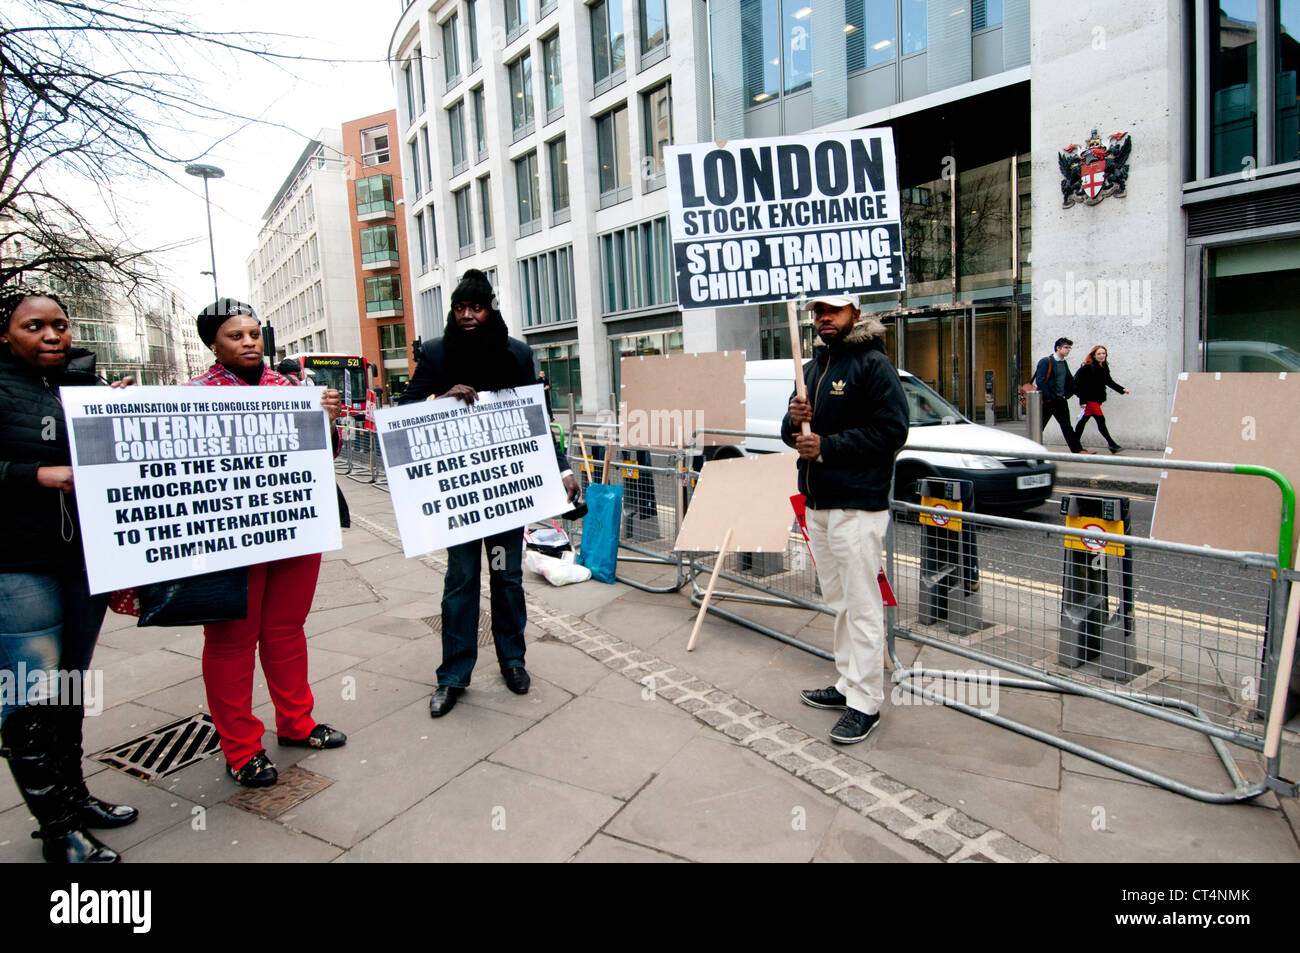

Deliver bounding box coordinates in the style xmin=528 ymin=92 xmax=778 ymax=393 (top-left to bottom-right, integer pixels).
xmin=0 ymin=572 xmax=108 ymax=721
xmin=1041 ymin=397 xmax=1083 ymax=452
xmin=438 ymin=527 xmax=527 ymax=688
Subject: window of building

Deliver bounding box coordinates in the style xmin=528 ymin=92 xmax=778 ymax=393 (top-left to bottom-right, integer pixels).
xmin=360 ymin=225 xmax=400 ymax=267
xmin=479 ymin=175 xmax=495 ymax=249
xmin=413 ymin=46 xmax=427 ymax=112
xmin=535 ymin=343 xmax=581 ymax=411
xmin=505 ymin=0 xmax=527 ymax=42
xmin=364 ymin=275 xmax=403 ymax=314
xmin=379 ymin=322 xmax=408 ymax=369
xmin=355 ymin=174 xmax=394 ymax=216
xmin=972 ymin=0 xmax=1003 ymax=30
xmin=449 ymin=99 xmax=468 ymax=174
xmin=543 ymin=32 xmax=564 ymax=123
xmin=591 ymin=0 xmax=626 ymax=94
xmin=427 ymin=205 xmax=440 ymax=265
xmin=472 ymin=86 xmax=488 ymax=161
xmin=403 ymin=61 xmax=416 ymax=122
xmin=414 ymin=209 xmax=429 ymax=273
xmin=518 ymin=245 xmax=577 ymax=327
xmin=642 ymin=81 xmax=672 ymax=189
xmin=596 ymin=105 xmax=631 ymax=206
xmin=442 ymin=15 xmax=461 ymax=86
xmin=1205 ymin=237 xmax=1300 ymax=370
xmin=739 ymin=0 xmax=779 ymax=104
xmin=419 ymin=287 xmax=444 ymax=339
xmin=846 ymin=0 xmax=897 ymax=72
xmin=599 ymin=216 xmax=674 ymax=314
xmin=454 ymin=186 xmax=474 ymax=257
xmin=758 ymin=302 xmax=815 ymax=359
xmin=408 ymin=139 xmax=422 ymax=195
xmin=1283 ymin=0 xmax=1300 ymax=164
xmin=640 ymin=0 xmax=669 ymax=55
xmin=317 ymin=330 xmax=328 ymax=352
xmin=782 ymin=2 xmax=812 ymax=93
xmin=509 ymin=53 xmax=535 ymax=141
xmin=902 ymin=0 xmax=927 ymax=53
xmin=549 ymin=136 xmax=570 ymax=222
xmin=515 ymin=151 xmax=542 ymax=236
xmin=467 ymin=0 xmax=481 ymax=70
xmin=360 ymin=125 xmax=391 ymax=166
xmin=420 ymin=125 xmax=433 ymax=189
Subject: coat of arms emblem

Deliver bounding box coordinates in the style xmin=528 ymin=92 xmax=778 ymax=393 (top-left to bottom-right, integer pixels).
xmin=1059 ymin=130 xmax=1131 ymax=208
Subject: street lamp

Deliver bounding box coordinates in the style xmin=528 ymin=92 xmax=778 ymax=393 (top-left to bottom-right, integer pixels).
xmin=185 ymin=163 xmax=225 ymax=304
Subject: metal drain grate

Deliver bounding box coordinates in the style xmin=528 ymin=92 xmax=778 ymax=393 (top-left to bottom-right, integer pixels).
xmin=423 ymin=605 xmax=495 ymax=647
xmin=94 ymin=712 xmax=222 ymax=781
xmin=226 ymin=764 xmax=332 ymax=819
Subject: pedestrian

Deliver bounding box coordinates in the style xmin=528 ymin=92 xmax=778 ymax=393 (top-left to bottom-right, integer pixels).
xmin=1073 ymin=345 xmax=1130 ymax=453
xmin=1033 ymin=337 xmax=1091 ymax=454
xmin=399 ymin=269 xmax=578 ymax=718
xmin=190 ymin=299 xmax=348 ymax=787
xmin=781 ymin=294 xmax=909 ymax=744
xmin=0 ymin=288 xmax=139 ymax=863
xmin=275 ymin=356 xmax=302 ymax=382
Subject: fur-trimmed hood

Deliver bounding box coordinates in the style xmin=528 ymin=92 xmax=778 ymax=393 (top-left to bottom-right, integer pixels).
xmin=812 ymin=316 xmax=887 ymax=349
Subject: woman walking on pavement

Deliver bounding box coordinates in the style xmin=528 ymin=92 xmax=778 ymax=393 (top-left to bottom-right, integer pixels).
xmin=0 ymin=288 xmax=139 ymax=862
xmin=1073 ymin=345 xmax=1130 ymax=453
xmin=190 ymin=300 xmax=349 ymax=788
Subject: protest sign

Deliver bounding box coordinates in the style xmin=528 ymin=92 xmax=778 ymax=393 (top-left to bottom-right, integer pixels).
xmin=61 ymin=385 xmax=342 ymax=594
xmin=376 ymin=384 xmax=570 ymax=557
xmin=665 ymin=129 xmax=904 ymax=309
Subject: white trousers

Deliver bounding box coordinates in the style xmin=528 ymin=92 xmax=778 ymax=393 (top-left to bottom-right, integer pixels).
xmin=805 ymin=508 xmax=890 ymax=715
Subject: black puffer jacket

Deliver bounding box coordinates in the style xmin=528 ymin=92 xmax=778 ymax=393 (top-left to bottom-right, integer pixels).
xmin=0 ymin=348 xmax=102 ymax=573
xmin=1072 ymin=361 xmax=1125 ymax=406
xmin=781 ymin=320 xmax=909 ymax=511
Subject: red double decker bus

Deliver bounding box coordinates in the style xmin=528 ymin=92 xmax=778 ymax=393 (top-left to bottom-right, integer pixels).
xmin=285 ymin=353 xmax=371 ymax=417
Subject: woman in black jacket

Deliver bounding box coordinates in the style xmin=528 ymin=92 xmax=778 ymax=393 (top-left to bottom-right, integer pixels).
xmin=1073 ymin=345 xmax=1130 ymax=453
xmin=0 ymin=288 xmax=137 ymax=863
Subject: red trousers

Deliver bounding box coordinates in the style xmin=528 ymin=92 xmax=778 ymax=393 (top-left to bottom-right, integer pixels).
xmin=202 ymin=554 xmax=321 ymax=770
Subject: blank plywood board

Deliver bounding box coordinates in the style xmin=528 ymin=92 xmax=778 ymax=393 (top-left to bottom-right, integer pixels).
xmin=1152 ymin=373 xmax=1300 ymax=562
xmin=675 ymin=452 xmax=799 ymax=552
xmin=620 ymin=351 xmax=745 ymax=448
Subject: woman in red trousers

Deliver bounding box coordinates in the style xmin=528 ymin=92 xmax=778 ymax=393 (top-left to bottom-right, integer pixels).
xmin=190 ymin=300 xmax=348 ymax=787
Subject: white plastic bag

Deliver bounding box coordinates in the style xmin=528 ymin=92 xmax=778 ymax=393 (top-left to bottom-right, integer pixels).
xmin=524 ymin=549 xmax=592 ymax=586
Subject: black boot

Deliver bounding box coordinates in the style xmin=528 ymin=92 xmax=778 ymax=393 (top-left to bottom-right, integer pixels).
xmin=53 ymin=702 xmax=138 ymax=828
xmin=0 ymin=706 xmax=119 ymax=863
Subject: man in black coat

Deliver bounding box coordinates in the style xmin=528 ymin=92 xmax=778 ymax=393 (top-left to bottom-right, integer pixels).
xmin=1033 ymin=337 xmax=1088 ymax=453
xmin=399 ymin=270 xmax=577 ymax=717
xmin=781 ymin=295 xmax=909 ymax=745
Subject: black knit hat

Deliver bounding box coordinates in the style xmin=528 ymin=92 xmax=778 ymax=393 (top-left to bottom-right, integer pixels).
xmin=197 ymin=298 xmax=257 ymax=347
xmin=450 ymin=269 xmax=494 ymax=309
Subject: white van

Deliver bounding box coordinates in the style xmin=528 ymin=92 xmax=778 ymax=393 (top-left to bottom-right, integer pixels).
xmin=736 ymin=359 xmax=1056 ymax=511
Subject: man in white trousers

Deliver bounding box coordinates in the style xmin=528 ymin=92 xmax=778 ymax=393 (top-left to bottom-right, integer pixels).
xmin=781 ymin=295 xmax=909 ymax=743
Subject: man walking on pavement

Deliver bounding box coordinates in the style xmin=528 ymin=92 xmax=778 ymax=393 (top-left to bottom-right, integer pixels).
xmin=399 ymin=269 xmax=578 ymax=717
xmin=782 ymin=295 xmax=909 ymax=744
xmin=1033 ymin=337 xmax=1091 ymax=454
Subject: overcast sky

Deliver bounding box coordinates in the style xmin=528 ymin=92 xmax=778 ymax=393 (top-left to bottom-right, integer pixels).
xmin=83 ymin=1 xmax=399 ymax=314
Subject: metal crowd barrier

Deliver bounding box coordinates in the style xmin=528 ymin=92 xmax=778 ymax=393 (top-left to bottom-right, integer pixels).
xmin=335 ymin=420 xmax=388 ymax=491
xmin=673 ymin=430 xmax=1297 ymax=803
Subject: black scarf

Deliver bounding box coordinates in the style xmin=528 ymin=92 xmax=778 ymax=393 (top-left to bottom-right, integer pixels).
xmin=442 ymin=309 xmax=516 ymax=391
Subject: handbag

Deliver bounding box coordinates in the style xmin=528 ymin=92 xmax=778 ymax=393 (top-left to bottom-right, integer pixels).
xmin=136 ymin=566 xmax=250 ymax=627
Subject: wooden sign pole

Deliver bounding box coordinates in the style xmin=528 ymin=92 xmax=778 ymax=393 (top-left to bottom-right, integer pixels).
xmin=1264 ymin=580 xmax=1300 ymax=760
xmin=788 ymin=299 xmax=811 ymax=437
xmin=575 ymin=430 xmax=595 ymax=484
xmin=687 ymin=527 xmax=733 ymax=652
xmin=603 ymin=437 xmax=616 ymax=484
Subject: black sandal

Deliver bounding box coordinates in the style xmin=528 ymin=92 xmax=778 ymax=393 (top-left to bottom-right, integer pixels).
xmin=277 ymin=724 xmax=348 ymax=749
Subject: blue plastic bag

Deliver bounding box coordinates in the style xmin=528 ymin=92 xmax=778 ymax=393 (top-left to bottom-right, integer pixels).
xmin=578 ymin=484 xmax=623 ymax=584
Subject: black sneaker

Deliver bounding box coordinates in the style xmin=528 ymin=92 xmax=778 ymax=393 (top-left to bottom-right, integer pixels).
xmin=800 ymin=686 xmax=847 ymax=710
xmin=829 ymin=708 xmax=880 ymax=744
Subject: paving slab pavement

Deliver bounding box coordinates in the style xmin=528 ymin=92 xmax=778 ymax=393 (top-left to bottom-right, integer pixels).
xmin=2 ymin=477 xmax=1296 ymax=864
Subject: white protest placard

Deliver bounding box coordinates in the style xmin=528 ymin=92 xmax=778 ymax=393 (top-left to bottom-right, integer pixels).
xmin=61 ymin=385 xmax=342 ymax=594
xmin=665 ymin=129 xmax=904 ymax=309
xmin=376 ymin=384 xmax=570 ymax=557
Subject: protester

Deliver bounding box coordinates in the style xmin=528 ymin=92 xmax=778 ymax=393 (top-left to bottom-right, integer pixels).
xmin=1033 ymin=337 xmax=1090 ymax=454
xmin=275 ymin=356 xmax=302 ymax=382
xmin=0 ymin=288 xmax=138 ymax=862
xmin=1073 ymin=345 xmax=1130 ymax=453
xmin=781 ymin=295 xmax=909 ymax=744
xmin=190 ymin=299 xmax=348 ymax=787
xmin=399 ymin=270 xmax=578 ymax=718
